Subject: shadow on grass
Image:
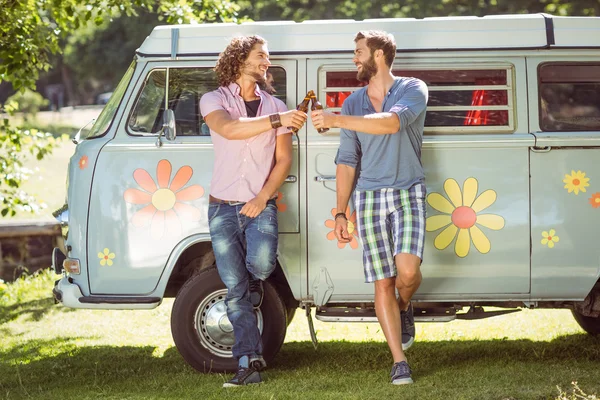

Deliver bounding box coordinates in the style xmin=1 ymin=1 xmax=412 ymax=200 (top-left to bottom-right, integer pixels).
xmin=0 ymin=296 xmax=76 ymax=325
xmin=1 ymin=334 xmax=600 ymax=399
xmin=274 ymin=334 xmax=600 ymax=373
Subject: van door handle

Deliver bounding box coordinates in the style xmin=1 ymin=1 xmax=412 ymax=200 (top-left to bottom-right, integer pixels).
xmin=531 ymin=146 xmax=551 ymax=153
xmin=315 ymin=175 xmax=336 ymax=182
xmin=285 ymin=175 xmax=297 ymax=183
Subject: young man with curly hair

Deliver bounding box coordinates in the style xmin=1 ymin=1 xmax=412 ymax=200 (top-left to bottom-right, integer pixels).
xmin=199 ymin=35 xmax=307 ymax=387
xmin=311 ymin=30 xmax=428 ymax=385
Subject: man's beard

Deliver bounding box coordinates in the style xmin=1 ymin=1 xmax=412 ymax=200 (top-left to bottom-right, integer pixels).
xmin=246 ymin=69 xmax=276 ymax=95
xmin=254 ymin=73 xmax=276 ymax=95
xmin=357 ymin=56 xmax=378 ymax=82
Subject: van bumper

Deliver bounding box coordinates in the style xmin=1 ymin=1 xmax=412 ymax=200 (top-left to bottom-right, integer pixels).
xmin=52 ymin=276 xmax=86 ymax=308
xmin=52 ymin=276 xmax=162 ymax=310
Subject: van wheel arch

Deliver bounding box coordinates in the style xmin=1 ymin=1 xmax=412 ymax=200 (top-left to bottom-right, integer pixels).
xmin=166 ymin=241 xmax=298 ymax=322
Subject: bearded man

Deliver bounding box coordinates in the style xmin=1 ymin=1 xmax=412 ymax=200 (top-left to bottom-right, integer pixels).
xmin=311 ymin=30 xmax=428 ymax=385
xmin=200 ymin=35 xmax=306 ymax=387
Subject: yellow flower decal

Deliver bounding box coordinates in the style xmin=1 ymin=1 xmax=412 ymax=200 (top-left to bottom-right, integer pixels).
xmin=98 ymin=248 xmax=115 ymax=266
xmin=541 ymin=229 xmax=560 ymax=248
xmin=426 ymin=178 xmax=505 ymax=258
xmin=563 ymin=170 xmax=589 ymax=195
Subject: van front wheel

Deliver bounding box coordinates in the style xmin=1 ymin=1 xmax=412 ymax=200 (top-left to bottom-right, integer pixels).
xmin=170 ymin=267 xmax=287 ymax=373
xmin=571 ymin=309 xmax=600 ymax=335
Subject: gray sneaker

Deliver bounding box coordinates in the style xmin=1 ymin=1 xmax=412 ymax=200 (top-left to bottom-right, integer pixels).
xmin=390 ymin=361 xmax=413 ymax=385
xmin=400 ymin=302 xmax=415 ymax=351
xmin=223 ymin=366 xmax=262 ymax=387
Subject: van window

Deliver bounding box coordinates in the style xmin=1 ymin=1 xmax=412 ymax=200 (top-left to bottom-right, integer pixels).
xmin=320 ymin=65 xmax=514 ymax=134
xmin=539 ymin=63 xmax=600 ymax=132
xmin=128 ymin=66 xmax=287 ymax=136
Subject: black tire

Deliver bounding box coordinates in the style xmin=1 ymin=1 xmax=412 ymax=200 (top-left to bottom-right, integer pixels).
xmin=286 ymin=307 xmax=298 ymax=326
xmin=572 ymin=309 xmax=600 ymax=335
xmin=171 ymin=267 xmax=287 ymax=373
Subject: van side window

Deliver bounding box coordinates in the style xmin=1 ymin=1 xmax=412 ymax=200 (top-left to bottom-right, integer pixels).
xmin=539 ymin=63 xmax=600 ymax=132
xmin=128 ymin=66 xmax=287 ymax=136
xmin=321 ymin=65 xmax=514 ymax=134
xmin=128 ymin=69 xmax=167 ymax=134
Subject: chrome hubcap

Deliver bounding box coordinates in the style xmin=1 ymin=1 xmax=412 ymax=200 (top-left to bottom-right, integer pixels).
xmin=194 ymin=288 xmax=263 ymax=357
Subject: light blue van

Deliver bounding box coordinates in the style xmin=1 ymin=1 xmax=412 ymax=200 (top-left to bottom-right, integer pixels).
xmin=52 ymin=14 xmax=600 ymax=372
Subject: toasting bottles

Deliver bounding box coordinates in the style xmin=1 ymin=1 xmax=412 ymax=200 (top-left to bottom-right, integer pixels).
xmin=309 ymin=90 xmax=329 ymax=134
xmin=291 ymin=91 xmax=312 ymax=134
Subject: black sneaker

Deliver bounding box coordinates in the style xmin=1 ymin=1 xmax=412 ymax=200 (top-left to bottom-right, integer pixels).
xmin=249 ymin=277 xmax=264 ymax=309
xmin=249 ymin=357 xmax=267 ymax=371
xmin=400 ymin=302 xmax=415 ymax=351
xmin=223 ymin=365 xmax=262 ymax=388
xmin=390 ymin=361 xmax=413 ymax=385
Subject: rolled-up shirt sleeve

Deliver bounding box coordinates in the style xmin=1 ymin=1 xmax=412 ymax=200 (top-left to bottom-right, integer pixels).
xmin=335 ymin=101 xmax=360 ymax=168
xmin=389 ymin=78 xmax=428 ymax=130
xmin=199 ymin=90 xmax=225 ymax=118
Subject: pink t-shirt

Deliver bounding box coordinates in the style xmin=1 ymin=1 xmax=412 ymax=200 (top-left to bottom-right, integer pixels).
xmin=199 ymin=82 xmax=290 ymax=202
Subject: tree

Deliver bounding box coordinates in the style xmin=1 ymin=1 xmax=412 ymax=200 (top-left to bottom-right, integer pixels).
xmin=0 ymin=0 xmax=240 ymax=217
xmin=236 ymin=0 xmax=598 ymax=22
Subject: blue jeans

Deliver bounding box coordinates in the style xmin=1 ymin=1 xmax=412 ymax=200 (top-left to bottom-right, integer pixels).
xmin=208 ymin=199 xmax=278 ymax=360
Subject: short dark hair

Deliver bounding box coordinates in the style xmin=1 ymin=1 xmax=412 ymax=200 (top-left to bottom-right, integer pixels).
xmin=354 ymin=30 xmax=396 ymax=67
xmin=214 ymin=35 xmax=266 ymax=87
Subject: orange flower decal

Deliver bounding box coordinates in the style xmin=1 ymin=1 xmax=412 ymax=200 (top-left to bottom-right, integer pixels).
xmin=276 ymin=191 xmax=287 ymax=212
xmin=590 ymin=193 xmax=600 ymax=208
xmin=78 ymin=155 xmax=88 ymax=170
xmin=325 ymin=208 xmax=359 ymax=249
xmin=124 ymin=159 xmax=204 ymax=239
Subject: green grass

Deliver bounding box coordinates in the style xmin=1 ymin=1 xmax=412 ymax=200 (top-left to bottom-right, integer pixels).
xmin=1 ymin=270 xmax=599 ymax=400
xmin=9 ymin=141 xmax=75 ymax=221
xmin=4 ymin=113 xmax=84 ymax=221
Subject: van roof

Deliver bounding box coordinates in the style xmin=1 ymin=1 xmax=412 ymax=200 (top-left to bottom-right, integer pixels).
xmin=137 ymin=14 xmax=600 ymax=57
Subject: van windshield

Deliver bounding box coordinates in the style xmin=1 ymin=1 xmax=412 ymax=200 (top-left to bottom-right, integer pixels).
xmin=81 ymin=62 xmax=135 ymax=140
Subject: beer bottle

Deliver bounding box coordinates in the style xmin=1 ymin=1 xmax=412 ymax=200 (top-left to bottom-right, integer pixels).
xmin=291 ymin=91 xmax=312 ymax=134
xmin=309 ymin=90 xmax=329 ymax=134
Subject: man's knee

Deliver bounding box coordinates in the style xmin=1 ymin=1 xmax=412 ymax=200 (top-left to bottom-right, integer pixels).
xmin=374 ymin=277 xmax=396 ymax=295
xmin=396 ymin=267 xmax=421 ymax=286
xmin=247 ymin=237 xmax=277 ymax=280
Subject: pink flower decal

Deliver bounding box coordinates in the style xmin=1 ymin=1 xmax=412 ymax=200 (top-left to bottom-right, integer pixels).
xmin=324 ymin=207 xmax=359 ymax=249
xmin=79 ymin=155 xmax=89 ymax=170
xmin=124 ymin=159 xmax=204 ymax=239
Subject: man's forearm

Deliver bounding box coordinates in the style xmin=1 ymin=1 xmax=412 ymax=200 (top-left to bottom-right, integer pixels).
xmin=336 ymin=164 xmax=356 ymax=213
xmin=257 ymin=157 xmax=292 ymax=201
xmin=220 ymin=115 xmax=275 ymax=140
xmin=333 ymin=113 xmax=400 ymax=135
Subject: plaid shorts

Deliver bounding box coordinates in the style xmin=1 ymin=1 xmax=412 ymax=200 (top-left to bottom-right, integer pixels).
xmin=354 ymin=183 xmax=427 ymax=283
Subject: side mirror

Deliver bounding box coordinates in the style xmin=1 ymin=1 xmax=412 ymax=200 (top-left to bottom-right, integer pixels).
xmin=155 ymin=109 xmax=176 ymax=148
xmin=163 ymin=109 xmax=176 ymax=141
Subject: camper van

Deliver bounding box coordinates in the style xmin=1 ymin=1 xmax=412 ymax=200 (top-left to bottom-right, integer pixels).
xmin=52 ymin=14 xmax=600 ymax=372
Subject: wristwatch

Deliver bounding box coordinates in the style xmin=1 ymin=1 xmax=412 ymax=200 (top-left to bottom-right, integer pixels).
xmin=269 ymin=113 xmax=282 ymax=129
xmin=334 ymin=212 xmax=347 ymax=220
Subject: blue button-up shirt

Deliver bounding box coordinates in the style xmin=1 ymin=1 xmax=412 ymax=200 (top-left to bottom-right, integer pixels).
xmin=336 ymin=77 xmax=428 ymax=190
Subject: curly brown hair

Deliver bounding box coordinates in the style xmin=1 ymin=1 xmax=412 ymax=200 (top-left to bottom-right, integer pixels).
xmin=214 ymin=35 xmax=267 ymax=87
